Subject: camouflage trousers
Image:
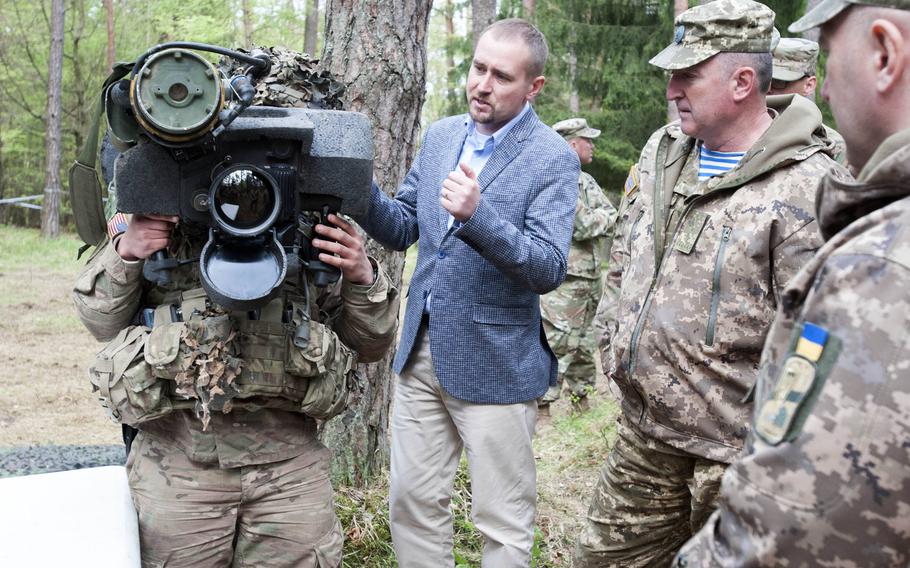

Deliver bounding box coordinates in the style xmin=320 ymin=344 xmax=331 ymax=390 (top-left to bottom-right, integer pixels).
xmin=540 ymin=275 xmax=602 ymax=404
xmin=126 ymin=431 xmax=343 ymax=567
xmin=574 ymin=417 xmax=727 ymax=567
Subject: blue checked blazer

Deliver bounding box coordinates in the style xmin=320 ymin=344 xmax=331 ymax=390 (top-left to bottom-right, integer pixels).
xmin=360 ymin=107 xmax=580 ymax=404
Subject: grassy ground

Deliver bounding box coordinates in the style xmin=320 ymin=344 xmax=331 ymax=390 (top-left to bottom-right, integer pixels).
xmin=0 ymin=225 xmax=618 ymax=566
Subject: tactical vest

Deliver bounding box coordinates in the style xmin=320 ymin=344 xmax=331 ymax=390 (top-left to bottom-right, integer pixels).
xmin=89 ymin=287 xmax=356 ymax=427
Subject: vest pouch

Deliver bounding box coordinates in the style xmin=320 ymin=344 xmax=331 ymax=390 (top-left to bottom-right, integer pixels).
xmin=89 ymin=325 xmax=175 ymax=425
xmin=145 ymin=321 xmax=186 ymax=379
xmin=235 ymin=318 xmax=295 ymax=397
xmin=288 ymin=316 xmax=358 ymax=420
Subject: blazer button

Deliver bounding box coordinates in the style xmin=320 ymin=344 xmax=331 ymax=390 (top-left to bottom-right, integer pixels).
xmin=438 ymin=251 xmax=446 ymax=259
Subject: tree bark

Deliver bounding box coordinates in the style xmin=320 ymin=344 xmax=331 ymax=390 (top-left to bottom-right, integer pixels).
xmin=320 ymin=0 xmax=432 ymax=486
xmin=241 ymin=0 xmax=254 ymax=48
xmin=444 ymin=0 xmax=460 ymax=116
xmin=42 ymin=0 xmax=65 ymax=238
xmin=304 ymin=0 xmax=319 ymax=56
xmin=523 ymin=0 xmax=535 ymax=21
xmin=104 ymin=0 xmax=115 ymax=70
xmin=471 ymin=0 xmax=496 ymax=49
xmin=568 ymin=26 xmax=579 ymax=113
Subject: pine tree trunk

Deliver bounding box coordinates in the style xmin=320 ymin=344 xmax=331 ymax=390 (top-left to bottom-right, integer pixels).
xmin=304 ymin=0 xmax=319 ymax=56
xmin=104 ymin=0 xmax=115 ymax=70
xmin=471 ymin=0 xmax=496 ymax=48
xmin=319 ymin=0 xmax=432 ymax=486
xmin=523 ymin=0 xmax=535 ymax=21
xmin=568 ymin=26 xmax=579 ymax=113
xmin=41 ymin=0 xmax=65 ymax=238
xmin=445 ymin=0 xmax=459 ymax=116
xmin=242 ymin=0 xmax=254 ymax=48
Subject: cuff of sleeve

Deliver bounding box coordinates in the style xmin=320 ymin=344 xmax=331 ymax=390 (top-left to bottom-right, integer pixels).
xmin=341 ymin=256 xmax=391 ymax=304
xmin=103 ymin=236 xmax=144 ymax=284
xmin=454 ymin=196 xmax=498 ymax=252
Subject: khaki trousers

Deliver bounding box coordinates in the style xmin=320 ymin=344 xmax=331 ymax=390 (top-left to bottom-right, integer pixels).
xmin=389 ymin=322 xmax=538 ymax=568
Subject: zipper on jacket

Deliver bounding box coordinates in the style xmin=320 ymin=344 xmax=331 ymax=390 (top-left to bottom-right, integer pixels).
xmin=706 ymin=225 xmax=733 ymax=347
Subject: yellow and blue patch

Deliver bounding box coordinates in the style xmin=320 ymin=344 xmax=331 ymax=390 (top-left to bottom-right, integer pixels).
xmin=756 ymin=322 xmax=831 ymax=445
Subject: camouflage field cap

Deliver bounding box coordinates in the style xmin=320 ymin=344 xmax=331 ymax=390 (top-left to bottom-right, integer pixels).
xmin=773 ymin=38 xmax=819 ymax=81
xmin=790 ymin=0 xmax=910 ymax=33
xmin=649 ymin=0 xmax=779 ymax=70
xmin=552 ymin=117 xmax=601 ymax=140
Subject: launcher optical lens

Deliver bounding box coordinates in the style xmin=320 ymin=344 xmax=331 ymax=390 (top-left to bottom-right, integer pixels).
xmin=209 ymin=165 xmax=281 ymax=237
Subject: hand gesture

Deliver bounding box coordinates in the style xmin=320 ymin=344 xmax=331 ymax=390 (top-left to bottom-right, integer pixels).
xmin=441 ymin=162 xmax=480 ymax=223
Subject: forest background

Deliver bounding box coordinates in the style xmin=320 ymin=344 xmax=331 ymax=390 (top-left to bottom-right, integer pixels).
xmin=1 ymin=0 xmax=825 ymax=230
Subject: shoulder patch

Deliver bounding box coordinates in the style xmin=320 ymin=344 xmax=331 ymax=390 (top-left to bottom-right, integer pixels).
xmin=755 ymin=322 xmax=839 ymax=445
xmin=624 ymin=164 xmax=640 ymax=197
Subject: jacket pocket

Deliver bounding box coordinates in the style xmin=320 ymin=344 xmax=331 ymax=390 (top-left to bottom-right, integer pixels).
xmin=472 ymin=304 xmax=535 ymax=325
xmin=706 ymin=226 xmax=733 ymax=346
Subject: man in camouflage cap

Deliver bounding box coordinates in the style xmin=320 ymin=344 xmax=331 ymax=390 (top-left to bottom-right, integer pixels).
xmin=573 ymin=1 xmax=847 ymax=565
xmin=769 ymin=37 xmax=848 ymax=164
xmin=676 ymin=2 xmax=910 ymax=565
xmin=538 ymin=118 xmax=617 ymax=416
xmin=73 ymin=48 xmax=400 ymax=567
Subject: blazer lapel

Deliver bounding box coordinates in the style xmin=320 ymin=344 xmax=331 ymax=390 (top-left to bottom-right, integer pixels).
xmin=439 ymin=121 xmax=470 ymax=239
xmin=476 ymin=107 xmax=538 ymax=193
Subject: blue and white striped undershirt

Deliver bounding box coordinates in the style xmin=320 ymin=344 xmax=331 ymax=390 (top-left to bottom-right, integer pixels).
xmin=698 ymin=145 xmax=745 ymax=181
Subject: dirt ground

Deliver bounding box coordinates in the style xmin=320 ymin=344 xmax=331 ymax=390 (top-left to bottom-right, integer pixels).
xmin=0 ymin=228 xmax=616 ymax=565
xmin=0 ymin=240 xmax=122 ymax=446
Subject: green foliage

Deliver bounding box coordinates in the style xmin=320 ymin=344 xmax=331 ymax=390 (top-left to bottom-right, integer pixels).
xmin=0 ymin=225 xmax=83 ymax=273
xmin=530 ymin=1 xmax=674 ymax=198
xmin=0 ymin=0 xmax=321 ymax=229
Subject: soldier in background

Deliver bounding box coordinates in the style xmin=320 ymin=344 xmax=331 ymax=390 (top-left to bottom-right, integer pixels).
xmin=675 ymin=1 xmax=910 ymax=564
xmin=538 ymin=118 xmax=617 ymax=416
xmin=769 ymin=36 xmax=848 ymax=164
xmin=573 ymin=1 xmax=846 ymax=565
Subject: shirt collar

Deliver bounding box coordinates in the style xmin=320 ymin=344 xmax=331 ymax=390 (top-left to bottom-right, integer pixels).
xmin=464 ymin=102 xmax=532 ymax=148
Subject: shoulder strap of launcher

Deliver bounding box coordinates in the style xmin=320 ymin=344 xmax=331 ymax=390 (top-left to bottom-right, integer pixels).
xmin=68 ymin=61 xmax=134 ymax=253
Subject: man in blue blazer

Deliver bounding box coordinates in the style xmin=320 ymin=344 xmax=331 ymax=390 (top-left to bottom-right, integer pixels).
xmin=357 ymin=18 xmax=579 ymax=567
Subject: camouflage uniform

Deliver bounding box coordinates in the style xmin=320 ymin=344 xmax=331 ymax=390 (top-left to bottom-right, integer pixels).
xmin=771 ymin=37 xmax=848 ymax=165
xmin=675 ymin=128 xmax=910 ymax=568
xmin=74 ymin=226 xmax=398 ymax=567
xmin=675 ymin=1 xmax=910 ymax=564
xmin=540 ymin=171 xmax=617 ymax=405
xmin=574 ymin=2 xmax=847 ymax=566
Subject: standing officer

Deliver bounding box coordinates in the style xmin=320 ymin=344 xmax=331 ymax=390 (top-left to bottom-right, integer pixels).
xmin=769 ymin=36 xmax=848 ymax=164
xmin=573 ymin=1 xmax=846 ymax=565
xmin=676 ymin=1 xmax=910 ymax=565
xmin=538 ymin=118 xmax=617 ymax=416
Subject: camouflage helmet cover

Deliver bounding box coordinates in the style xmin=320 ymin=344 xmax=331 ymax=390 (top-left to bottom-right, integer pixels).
xmin=650 ymin=0 xmax=780 ymax=70
xmin=772 ymin=37 xmax=820 ymax=81
xmin=552 ymin=117 xmax=601 ymax=140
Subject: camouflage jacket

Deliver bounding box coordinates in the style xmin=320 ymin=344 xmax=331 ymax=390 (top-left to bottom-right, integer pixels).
xmin=824 ymin=123 xmax=848 ymax=166
xmin=566 ymin=171 xmax=618 ymax=279
xmin=73 ymin=230 xmax=399 ymax=468
xmin=675 ymin=129 xmax=910 ymax=567
xmin=607 ymin=94 xmax=842 ymax=462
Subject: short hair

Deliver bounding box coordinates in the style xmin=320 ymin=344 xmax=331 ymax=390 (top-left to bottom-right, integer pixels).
xmin=479 ymin=18 xmax=549 ymax=78
xmin=720 ymin=52 xmax=773 ymax=94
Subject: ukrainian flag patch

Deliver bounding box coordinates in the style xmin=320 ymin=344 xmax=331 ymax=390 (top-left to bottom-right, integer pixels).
xmin=755 ymin=322 xmax=831 ymax=445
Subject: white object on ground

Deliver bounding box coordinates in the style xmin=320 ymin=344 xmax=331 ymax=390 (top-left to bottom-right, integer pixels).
xmin=0 ymin=465 xmax=140 ymax=567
